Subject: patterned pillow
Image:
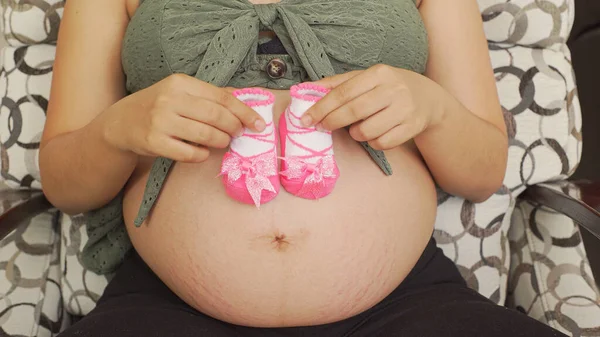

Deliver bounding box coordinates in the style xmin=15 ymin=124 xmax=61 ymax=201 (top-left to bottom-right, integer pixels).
xmin=478 ymin=0 xmax=575 ymax=49
xmin=0 ymin=45 xmax=54 ymax=189
xmin=508 ymin=182 xmax=600 ymax=336
xmin=1 ymin=0 xmax=64 ymax=47
xmin=433 ymin=2 xmax=582 ymax=304
xmin=0 ymin=204 xmax=68 ymax=337
xmin=59 ymin=214 xmax=110 ymax=316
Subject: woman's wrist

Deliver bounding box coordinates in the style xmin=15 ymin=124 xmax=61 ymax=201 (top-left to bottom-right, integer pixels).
xmin=411 ymin=74 xmax=451 ymax=141
xmin=91 ymin=105 xmax=140 ymax=165
xmin=420 ymin=75 xmax=449 ymax=130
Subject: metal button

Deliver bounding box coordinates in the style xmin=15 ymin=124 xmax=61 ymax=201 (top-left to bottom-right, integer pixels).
xmin=265 ymin=58 xmax=287 ymax=79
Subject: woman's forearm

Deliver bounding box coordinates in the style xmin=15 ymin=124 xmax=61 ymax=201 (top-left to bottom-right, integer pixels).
xmin=414 ymin=87 xmax=508 ymax=203
xmin=40 ymin=109 xmax=138 ymax=215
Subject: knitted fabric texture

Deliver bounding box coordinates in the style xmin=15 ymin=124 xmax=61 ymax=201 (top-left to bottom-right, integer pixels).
xmin=82 ymin=0 xmax=428 ymax=274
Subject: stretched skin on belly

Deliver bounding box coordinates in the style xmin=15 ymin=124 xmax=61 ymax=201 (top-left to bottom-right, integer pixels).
xmin=121 ymin=91 xmax=437 ymax=327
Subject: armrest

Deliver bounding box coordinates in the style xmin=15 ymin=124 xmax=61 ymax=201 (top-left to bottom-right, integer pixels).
xmin=0 ymin=189 xmax=53 ymax=240
xmin=521 ymin=180 xmax=600 ymax=240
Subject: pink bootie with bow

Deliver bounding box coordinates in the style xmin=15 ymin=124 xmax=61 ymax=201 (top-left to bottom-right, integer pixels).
xmin=220 ymin=88 xmax=279 ymax=208
xmin=279 ymin=83 xmax=340 ymax=199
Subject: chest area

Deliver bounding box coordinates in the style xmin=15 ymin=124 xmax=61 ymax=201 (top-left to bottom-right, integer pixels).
xmin=122 ymin=0 xmax=428 ymax=92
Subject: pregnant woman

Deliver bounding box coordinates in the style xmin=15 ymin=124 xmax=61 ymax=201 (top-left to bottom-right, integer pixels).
xmin=40 ymin=0 xmax=565 ymax=336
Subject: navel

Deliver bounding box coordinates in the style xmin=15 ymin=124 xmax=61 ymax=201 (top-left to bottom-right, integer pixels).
xmin=249 ymin=228 xmax=309 ymax=253
xmin=271 ymin=233 xmax=290 ymax=252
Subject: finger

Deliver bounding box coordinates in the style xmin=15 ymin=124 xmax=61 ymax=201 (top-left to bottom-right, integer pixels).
xmin=150 ymin=134 xmax=211 ymax=163
xmin=303 ymin=71 xmax=379 ymax=127
xmin=224 ymin=89 xmax=270 ymax=132
xmin=319 ymin=86 xmax=391 ymax=131
xmin=348 ymin=107 xmax=403 ymax=142
xmin=368 ymin=124 xmax=419 ymax=150
xmin=309 ymin=71 xmax=362 ymax=89
xmin=222 ymin=86 xmax=237 ymax=94
xmin=169 ymin=116 xmax=231 ymax=149
xmin=175 ymin=75 xmax=265 ymax=132
xmin=176 ymin=94 xmax=243 ymax=137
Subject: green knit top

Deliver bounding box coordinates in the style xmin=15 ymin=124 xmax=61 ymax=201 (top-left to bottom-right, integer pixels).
xmin=82 ymin=0 xmax=428 ymax=274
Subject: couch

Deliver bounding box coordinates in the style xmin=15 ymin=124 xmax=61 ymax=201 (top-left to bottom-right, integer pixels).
xmin=1 ymin=0 xmax=599 ymax=336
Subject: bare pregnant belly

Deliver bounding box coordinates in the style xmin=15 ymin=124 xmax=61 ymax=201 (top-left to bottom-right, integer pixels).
xmin=122 ymin=90 xmax=437 ymax=327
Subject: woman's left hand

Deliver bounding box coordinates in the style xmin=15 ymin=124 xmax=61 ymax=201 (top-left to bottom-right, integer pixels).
xmin=302 ymin=64 xmax=446 ymax=150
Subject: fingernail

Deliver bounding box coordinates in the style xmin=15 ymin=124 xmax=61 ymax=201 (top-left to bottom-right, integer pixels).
xmin=301 ymin=115 xmax=313 ymax=127
xmin=254 ymin=119 xmax=266 ymax=132
xmin=235 ymin=128 xmax=245 ymax=138
xmin=316 ymin=123 xmax=325 ymax=132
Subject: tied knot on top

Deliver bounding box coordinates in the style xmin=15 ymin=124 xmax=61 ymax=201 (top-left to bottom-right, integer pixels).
xmin=160 ymin=0 xmax=390 ymax=87
xmin=254 ymin=3 xmax=280 ymax=28
xmin=133 ymin=0 xmax=395 ymax=226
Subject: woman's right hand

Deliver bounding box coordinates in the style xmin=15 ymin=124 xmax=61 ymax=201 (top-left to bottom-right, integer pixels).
xmin=101 ymin=74 xmax=265 ymax=163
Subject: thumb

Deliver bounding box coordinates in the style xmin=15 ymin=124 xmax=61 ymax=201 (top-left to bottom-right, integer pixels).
xmin=309 ymin=70 xmax=362 ymax=89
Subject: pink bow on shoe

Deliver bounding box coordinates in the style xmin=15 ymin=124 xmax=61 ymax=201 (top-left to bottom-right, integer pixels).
xmin=280 ymin=155 xmax=337 ymax=198
xmin=220 ymin=151 xmax=277 ymax=207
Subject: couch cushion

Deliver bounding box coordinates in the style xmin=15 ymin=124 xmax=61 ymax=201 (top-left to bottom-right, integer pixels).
xmin=0 ymin=207 xmax=68 ymax=336
xmin=434 ymin=41 xmax=582 ymax=304
xmin=1 ymin=0 xmax=64 ymax=47
xmin=0 ymin=45 xmax=54 ymax=189
xmin=434 ymin=191 xmax=512 ymax=304
xmin=478 ymin=0 xmax=575 ymax=49
xmin=493 ymin=46 xmax=581 ymax=187
xmin=59 ymin=213 xmax=111 ymax=316
xmin=507 ymin=183 xmax=600 ymax=336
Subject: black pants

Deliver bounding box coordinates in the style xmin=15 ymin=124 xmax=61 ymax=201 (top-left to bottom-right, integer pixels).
xmin=60 ymin=238 xmax=565 ymax=337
